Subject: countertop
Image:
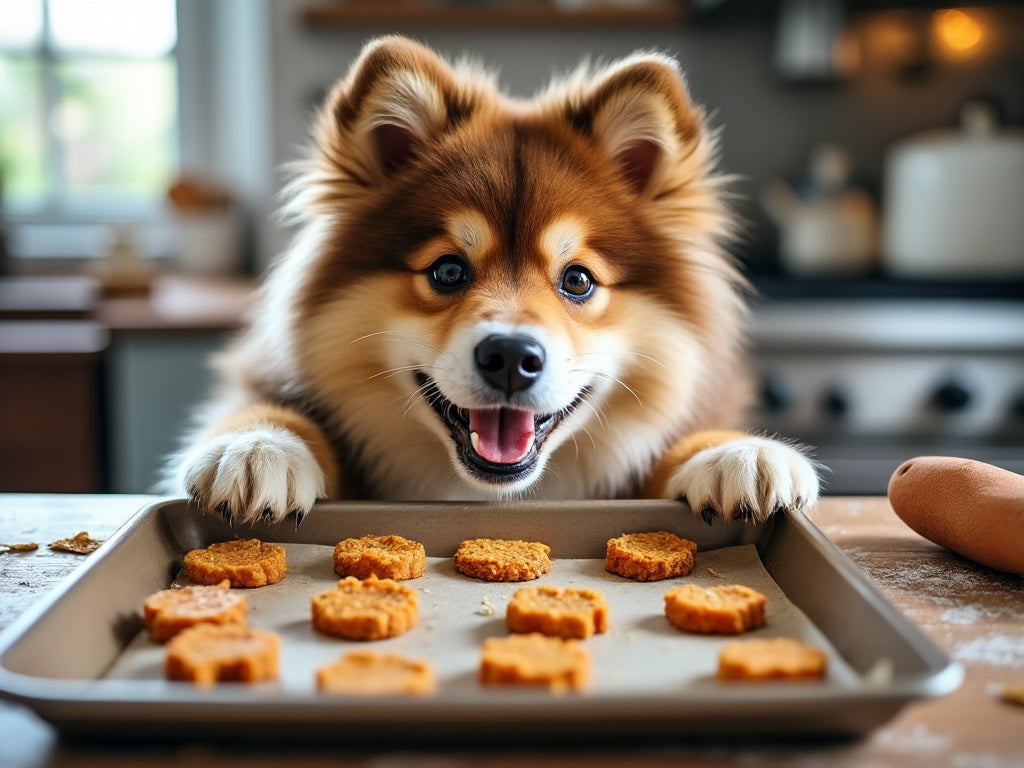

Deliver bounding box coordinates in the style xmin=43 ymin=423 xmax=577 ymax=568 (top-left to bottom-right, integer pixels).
xmin=0 ymin=494 xmax=1021 ymax=767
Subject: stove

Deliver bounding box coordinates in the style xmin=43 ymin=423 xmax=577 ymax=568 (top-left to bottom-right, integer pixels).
xmin=748 ymin=300 xmax=1024 ymax=494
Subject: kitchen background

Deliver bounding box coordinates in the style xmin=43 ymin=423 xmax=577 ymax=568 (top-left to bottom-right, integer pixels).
xmin=1 ymin=0 xmax=1022 ymax=496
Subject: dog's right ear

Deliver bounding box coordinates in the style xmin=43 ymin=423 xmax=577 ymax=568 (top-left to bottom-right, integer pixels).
xmin=322 ymin=36 xmax=481 ymax=180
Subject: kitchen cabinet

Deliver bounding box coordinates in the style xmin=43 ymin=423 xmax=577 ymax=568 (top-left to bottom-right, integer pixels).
xmin=0 ymin=275 xmax=254 ymax=494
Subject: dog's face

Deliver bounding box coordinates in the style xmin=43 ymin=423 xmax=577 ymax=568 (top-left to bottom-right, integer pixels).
xmin=282 ymin=37 xmax=742 ymax=497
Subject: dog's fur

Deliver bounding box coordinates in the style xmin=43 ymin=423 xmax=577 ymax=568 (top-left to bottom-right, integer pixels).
xmin=169 ymin=36 xmax=819 ymax=525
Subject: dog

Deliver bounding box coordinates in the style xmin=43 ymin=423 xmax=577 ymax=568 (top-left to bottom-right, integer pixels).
xmin=169 ymin=36 xmax=819 ymax=526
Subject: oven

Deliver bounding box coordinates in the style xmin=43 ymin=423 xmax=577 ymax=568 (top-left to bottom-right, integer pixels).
xmin=748 ymin=299 xmax=1024 ymax=495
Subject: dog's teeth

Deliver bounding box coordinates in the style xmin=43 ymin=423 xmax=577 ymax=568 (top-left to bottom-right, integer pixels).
xmin=470 ymin=431 xmax=480 ymax=454
xmin=525 ymin=434 xmax=535 ymax=454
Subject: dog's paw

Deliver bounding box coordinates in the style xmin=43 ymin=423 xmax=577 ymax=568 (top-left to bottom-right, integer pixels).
xmin=663 ymin=436 xmax=819 ymax=524
xmin=180 ymin=427 xmax=326 ymax=525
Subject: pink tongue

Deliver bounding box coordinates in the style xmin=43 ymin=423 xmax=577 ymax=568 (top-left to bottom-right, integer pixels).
xmin=469 ymin=408 xmax=535 ymax=465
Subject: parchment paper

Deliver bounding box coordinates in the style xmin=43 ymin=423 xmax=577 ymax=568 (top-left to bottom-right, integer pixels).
xmin=105 ymin=542 xmax=859 ymax=694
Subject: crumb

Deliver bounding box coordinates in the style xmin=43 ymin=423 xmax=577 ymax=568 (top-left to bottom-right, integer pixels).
xmin=477 ymin=596 xmax=496 ymax=616
xmin=0 ymin=542 xmax=39 ymax=554
xmin=1001 ymin=683 xmax=1024 ymax=707
xmin=48 ymin=532 xmax=102 ymax=555
xmin=707 ymin=567 xmax=725 ymax=579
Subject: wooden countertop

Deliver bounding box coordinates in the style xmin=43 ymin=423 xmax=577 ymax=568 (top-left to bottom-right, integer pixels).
xmin=0 ymin=495 xmax=1021 ymax=766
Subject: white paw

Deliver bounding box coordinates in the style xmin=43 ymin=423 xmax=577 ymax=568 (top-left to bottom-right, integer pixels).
xmin=663 ymin=436 xmax=819 ymax=523
xmin=180 ymin=427 xmax=326 ymax=525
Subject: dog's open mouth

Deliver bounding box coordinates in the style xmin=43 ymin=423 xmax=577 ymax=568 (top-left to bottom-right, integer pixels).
xmin=415 ymin=372 xmax=582 ymax=485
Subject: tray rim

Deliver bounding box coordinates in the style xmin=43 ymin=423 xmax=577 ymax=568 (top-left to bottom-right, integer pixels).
xmin=0 ymin=498 xmax=964 ymax=738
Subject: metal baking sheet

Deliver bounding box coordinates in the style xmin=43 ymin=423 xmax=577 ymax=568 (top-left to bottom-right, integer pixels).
xmin=0 ymin=499 xmax=962 ymax=739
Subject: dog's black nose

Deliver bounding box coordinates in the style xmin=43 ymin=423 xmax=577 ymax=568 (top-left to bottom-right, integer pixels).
xmin=474 ymin=334 xmax=545 ymax=395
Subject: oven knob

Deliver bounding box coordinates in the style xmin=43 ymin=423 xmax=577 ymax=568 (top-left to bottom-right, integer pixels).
xmin=932 ymin=379 xmax=972 ymax=412
xmin=822 ymin=386 xmax=851 ymax=417
xmin=760 ymin=374 xmax=791 ymax=413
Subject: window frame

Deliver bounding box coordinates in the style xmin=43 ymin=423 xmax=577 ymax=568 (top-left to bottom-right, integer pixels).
xmin=1 ymin=0 xmax=202 ymax=264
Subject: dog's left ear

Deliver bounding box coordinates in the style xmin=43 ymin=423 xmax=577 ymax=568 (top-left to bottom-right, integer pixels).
xmin=567 ymin=55 xmax=704 ymax=196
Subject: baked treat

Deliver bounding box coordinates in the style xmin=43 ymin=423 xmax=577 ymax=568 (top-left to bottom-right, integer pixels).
xmin=605 ymin=531 xmax=697 ymax=581
xmin=663 ymin=583 xmax=766 ymax=635
xmin=333 ymin=534 xmax=426 ymax=580
xmin=479 ymin=632 xmax=590 ymax=693
xmin=165 ymin=624 xmax=280 ymax=686
xmin=143 ymin=580 xmax=247 ymax=642
xmin=316 ymin=651 xmax=436 ymax=696
xmin=717 ymin=637 xmax=827 ymax=681
xmin=183 ymin=538 xmax=287 ymax=588
xmin=454 ymin=538 xmax=552 ymax=582
xmin=505 ymin=585 xmax=609 ymax=639
xmin=311 ymin=575 xmax=419 ymax=640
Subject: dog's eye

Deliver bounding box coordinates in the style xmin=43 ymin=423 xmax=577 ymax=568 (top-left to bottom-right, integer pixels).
xmin=559 ymin=265 xmax=595 ymax=300
xmin=429 ymin=255 xmax=470 ymax=292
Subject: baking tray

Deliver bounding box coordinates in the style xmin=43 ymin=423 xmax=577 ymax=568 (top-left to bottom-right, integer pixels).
xmin=0 ymin=499 xmax=961 ymax=740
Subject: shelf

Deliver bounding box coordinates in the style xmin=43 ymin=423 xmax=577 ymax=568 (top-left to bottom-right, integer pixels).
xmin=300 ymin=3 xmax=687 ymax=30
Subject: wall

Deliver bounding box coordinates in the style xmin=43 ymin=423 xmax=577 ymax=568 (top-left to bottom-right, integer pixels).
xmin=250 ymin=1 xmax=1023 ymax=272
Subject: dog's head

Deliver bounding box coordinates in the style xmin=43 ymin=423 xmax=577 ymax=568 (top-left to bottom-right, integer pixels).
xmin=281 ymin=37 xmax=744 ymax=497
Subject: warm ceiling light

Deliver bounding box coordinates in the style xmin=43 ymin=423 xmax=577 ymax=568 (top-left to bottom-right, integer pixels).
xmin=934 ymin=8 xmax=984 ymax=51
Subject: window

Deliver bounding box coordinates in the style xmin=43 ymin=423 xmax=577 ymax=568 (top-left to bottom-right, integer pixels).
xmin=0 ymin=0 xmax=178 ymax=221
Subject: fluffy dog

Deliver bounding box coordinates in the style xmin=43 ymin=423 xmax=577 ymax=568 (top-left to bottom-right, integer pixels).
xmin=170 ymin=36 xmax=819 ymax=525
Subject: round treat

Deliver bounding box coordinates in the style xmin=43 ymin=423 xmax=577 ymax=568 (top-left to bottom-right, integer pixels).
xmin=143 ymin=580 xmax=247 ymax=642
xmin=479 ymin=632 xmax=590 ymax=693
xmin=184 ymin=539 xmax=287 ymax=588
xmin=605 ymin=531 xmax=696 ymax=582
xmin=506 ymin=585 xmax=609 ymax=639
xmin=717 ymin=637 xmax=827 ymax=681
xmin=316 ymin=651 xmax=436 ymax=697
xmin=664 ymin=583 xmax=766 ymax=635
xmin=333 ymin=535 xmax=426 ymax=580
xmin=454 ymin=538 xmax=552 ymax=582
xmin=165 ymin=624 xmax=280 ymax=686
xmin=311 ymin=575 xmax=419 ymax=640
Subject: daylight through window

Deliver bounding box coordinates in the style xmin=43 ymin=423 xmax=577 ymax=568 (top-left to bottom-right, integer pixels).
xmin=0 ymin=0 xmax=178 ymax=218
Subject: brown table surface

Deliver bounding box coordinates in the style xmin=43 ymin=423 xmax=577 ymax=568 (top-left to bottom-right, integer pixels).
xmin=1 ymin=494 xmax=1021 ymax=767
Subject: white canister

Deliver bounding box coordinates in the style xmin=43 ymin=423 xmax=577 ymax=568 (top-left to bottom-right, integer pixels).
xmin=882 ymin=102 xmax=1024 ymax=278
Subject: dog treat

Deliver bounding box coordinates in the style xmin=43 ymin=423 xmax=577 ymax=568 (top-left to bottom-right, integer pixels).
xmin=888 ymin=456 xmax=1024 ymax=575
xmin=184 ymin=539 xmax=287 ymax=588
xmin=311 ymin=575 xmax=419 ymax=640
xmin=316 ymin=651 xmax=436 ymax=697
xmin=663 ymin=583 xmax=767 ymax=635
xmin=717 ymin=637 xmax=827 ymax=681
xmin=454 ymin=538 xmax=552 ymax=582
xmin=143 ymin=580 xmax=247 ymax=642
xmin=333 ymin=534 xmax=426 ymax=580
xmin=605 ymin=531 xmax=697 ymax=581
xmin=165 ymin=624 xmax=280 ymax=686
xmin=479 ymin=632 xmax=590 ymax=693
xmin=49 ymin=531 xmax=102 ymax=555
xmin=506 ymin=585 xmax=609 ymax=639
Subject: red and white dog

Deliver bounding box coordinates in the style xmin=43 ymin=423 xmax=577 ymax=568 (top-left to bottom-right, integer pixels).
xmin=169 ymin=36 xmax=819 ymax=525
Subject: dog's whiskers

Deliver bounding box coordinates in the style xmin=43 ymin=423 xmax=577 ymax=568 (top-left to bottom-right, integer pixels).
xmin=573 ymin=368 xmax=644 ymax=408
xmin=349 ymin=331 xmax=442 ymax=355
